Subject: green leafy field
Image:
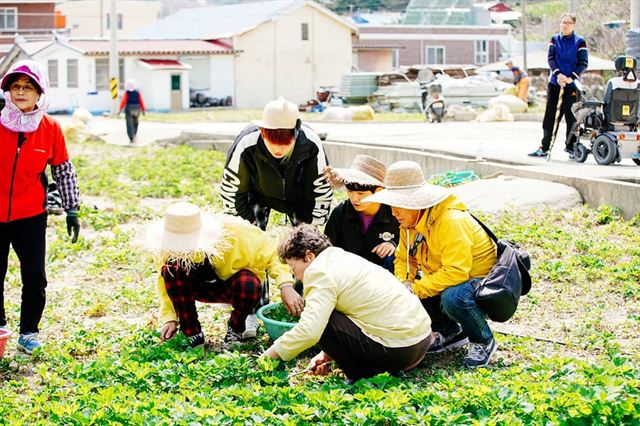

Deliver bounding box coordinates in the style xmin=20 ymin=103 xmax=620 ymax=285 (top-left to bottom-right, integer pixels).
xmin=0 ymin=138 xmax=638 ymax=425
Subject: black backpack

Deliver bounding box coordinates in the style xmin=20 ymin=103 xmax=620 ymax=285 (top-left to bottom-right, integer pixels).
xmin=472 ymin=214 xmax=532 ymax=323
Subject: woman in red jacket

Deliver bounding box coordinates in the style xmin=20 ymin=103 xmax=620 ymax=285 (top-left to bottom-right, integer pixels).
xmin=0 ymin=60 xmax=80 ymax=354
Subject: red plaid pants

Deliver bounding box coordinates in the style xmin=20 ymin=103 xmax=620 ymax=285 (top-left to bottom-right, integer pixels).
xmin=161 ymin=261 xmax=261 ymax=337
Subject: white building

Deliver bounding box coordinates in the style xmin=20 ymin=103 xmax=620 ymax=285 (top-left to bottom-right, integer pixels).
xmin=0 ymin=38 xmax=235 ymax=113
xmin=132 ymin=0 xmax=357 ymax=108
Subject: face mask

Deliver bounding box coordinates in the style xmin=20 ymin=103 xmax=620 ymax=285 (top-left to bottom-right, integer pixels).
xmin=1 ymin=90 xmax=47 ymax=133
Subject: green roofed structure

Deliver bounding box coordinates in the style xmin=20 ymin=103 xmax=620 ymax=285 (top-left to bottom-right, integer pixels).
xmin=404 ymin=0 xmax=476 ymax=26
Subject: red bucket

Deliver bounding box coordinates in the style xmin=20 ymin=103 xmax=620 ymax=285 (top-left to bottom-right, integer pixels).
xmin=0 ymin=328 xmax=11 ymax=358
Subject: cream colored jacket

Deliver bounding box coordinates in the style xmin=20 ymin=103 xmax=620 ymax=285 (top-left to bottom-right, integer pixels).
xmin=274 ymin=247 xmax=431 ymax=361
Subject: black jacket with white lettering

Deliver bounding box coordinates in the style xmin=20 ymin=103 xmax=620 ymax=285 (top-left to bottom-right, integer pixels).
xmin=220 ymin=124 xmax=332 ymax=227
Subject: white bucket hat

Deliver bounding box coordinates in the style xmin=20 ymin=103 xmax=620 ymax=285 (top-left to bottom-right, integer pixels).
xmin=252 ymin=97 xmax=300 ymax=129
xmin=144 ymin=203 xmax=227 ymax=263
xmin=362 ymin=161 xmax=451 ymax=209
xmin=324 ymin=154 xmax=386 ymax=189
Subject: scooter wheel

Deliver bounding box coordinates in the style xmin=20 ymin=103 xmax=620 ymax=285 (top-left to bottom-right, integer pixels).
xmin=592 ymin=135 xmax=617 ymax=165
xmin=574 ymin=143 xmax=589 ymax=163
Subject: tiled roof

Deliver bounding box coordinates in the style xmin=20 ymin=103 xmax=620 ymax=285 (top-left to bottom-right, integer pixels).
xmin=132 ymin=0 xmax=302 ymax=39
xmin=131 ymin=0 xmax=355 ymax=40
xmin=66 ymin=39 xmax=235 ymax=55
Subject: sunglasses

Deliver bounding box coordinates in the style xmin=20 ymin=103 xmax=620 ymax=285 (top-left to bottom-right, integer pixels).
xmin=9 ymin=83 xmax=37 ymax=93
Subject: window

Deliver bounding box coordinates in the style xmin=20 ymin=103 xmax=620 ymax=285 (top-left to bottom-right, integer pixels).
xmin=301 ymin=23 xmax=308 ymax=41
xmin=67 ymin=59 xmax=78 ymax=88
xmin=475 ymin=40 xmax=489 ymax=65
xmin=425 ymin=47 xmax=445 ymax=65
xmin=95 ymin=58 xmax=124 ymax=90
xmin=48 ymin=60 xmax=58 ymax=88
xmin=119 ymin=59 xmax=124 ymax=89
xmin=95 ymin=58 xmax=108 ymax=90
xmin=0 ymin=8 xmax=17 ymax=30
xmin=106 ymin=13 xmax=123 ymax=30
xmin=392 ymin=49 xmax=400 ymax=69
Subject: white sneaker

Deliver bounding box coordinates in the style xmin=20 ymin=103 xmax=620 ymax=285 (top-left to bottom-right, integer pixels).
xmin=242 ymin=314 xmax=258 ymax=339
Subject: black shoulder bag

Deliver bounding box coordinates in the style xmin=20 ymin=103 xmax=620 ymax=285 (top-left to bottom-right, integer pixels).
xmin=471 ymin=214 xmax=532 ymax=322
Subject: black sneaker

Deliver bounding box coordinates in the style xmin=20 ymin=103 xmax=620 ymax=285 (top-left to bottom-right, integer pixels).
xmin=463 ymin=339 xmax=497 ymax=368
xmin=223 ymin=324 xmax=247 ymax=349
xmin=187 ymin=332 xmax=205 ymax=348
xmin=564 ymin=147 xmax=575 ymax=160
xmin=428 ymin=329 xmax=469 ymax=353
xmin=528 ymin=148 xmax=548 ymax=157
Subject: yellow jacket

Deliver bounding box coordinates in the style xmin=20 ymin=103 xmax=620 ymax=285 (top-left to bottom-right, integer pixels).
xmin=394 ymin=195 xmax=496 ymax=299
xmin=157 ymin=217 xmax=294 ymax=324
xmin=274 ymin=247 xmax=431 ymax=361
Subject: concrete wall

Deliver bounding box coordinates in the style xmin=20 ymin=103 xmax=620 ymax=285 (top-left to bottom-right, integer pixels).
xmin=234 ymin=4 xmax=353 ymax=108
xmin=178 ymin=54 xmax=234 ymax=101
xmin=323 ymin=142 xmax=640 ymax=220
xmin=176 ymin=133 xmax=640 ymax=219
xmin=56 ymin=0 xmax=161 ymax=37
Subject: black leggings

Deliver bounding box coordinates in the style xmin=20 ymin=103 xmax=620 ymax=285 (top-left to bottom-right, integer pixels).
xmin=0 ymin=213 xmax=48 ymax=334
xmin=319 ymin=311 xmax=430 ymax=381
xmin=541 ymin=83 xmax=580 ymax=151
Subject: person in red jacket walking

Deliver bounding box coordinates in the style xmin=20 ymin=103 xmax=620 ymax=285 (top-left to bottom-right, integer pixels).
xmin=0 ymin=60 xmax=80 ymax=354
xmin=118 ymin=79 xmax=146 ymax=143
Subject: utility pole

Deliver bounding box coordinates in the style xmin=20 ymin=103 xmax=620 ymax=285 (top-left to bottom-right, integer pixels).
xmin=569 ymin=0 xmax=577 ymax=13
xmin=522 ymin=0 xmax=527 ymax=73
xmin=627 ymin=0 xmax=640 ymax=74
xmin=109 ymin=0 xmax=119 ymax=116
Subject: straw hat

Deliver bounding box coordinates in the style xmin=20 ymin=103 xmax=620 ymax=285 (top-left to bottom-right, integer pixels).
xmin=362 ymin=161 xmax=451 ymax=209
xmin=324 ymin=154 xmax=386 ymax=189
xmin=252 ymin=97 xmax=300 ymax=129
xmin=144 ymin=203 xmax=228 ymax=267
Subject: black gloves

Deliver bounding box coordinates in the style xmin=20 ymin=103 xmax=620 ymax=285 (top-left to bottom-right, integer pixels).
xmin=66 ymin=210 xmax=80 ymax=243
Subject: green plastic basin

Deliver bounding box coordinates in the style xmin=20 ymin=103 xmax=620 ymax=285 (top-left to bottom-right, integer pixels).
xmin=257 ymin=302 xmax=297 ymax=340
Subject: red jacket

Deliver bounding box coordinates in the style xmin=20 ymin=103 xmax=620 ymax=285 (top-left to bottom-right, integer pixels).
xmin=119 ymin=90 xmax=146 ymax=113
xmin=0 ymin=115 xmax=69 ymax=222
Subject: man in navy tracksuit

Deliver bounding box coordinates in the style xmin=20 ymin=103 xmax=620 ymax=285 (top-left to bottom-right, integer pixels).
xmin=529 ymin=13 xmax=588 ymax=158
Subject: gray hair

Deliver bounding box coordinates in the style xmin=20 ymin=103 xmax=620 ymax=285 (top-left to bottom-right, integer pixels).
xmin=277 ymin=224 xmax=331 ymax=262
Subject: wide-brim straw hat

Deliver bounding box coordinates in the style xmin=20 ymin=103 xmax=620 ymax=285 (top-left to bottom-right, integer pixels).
xmin=252 ymin=97 xmax=300 ymax=129
xmin=324 ymin=154 xmax=386 ymax=189
xmin=362 ymin=161 xmax=451 ymax=209
xmin=144 ymin=202 xmax=226 ymax=263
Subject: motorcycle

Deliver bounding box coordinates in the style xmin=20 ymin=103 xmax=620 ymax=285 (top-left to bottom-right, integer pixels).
xmin=422 ymin=83 xmax=446 ymax=123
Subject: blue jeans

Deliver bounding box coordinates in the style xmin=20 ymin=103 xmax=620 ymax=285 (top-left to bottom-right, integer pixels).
xmin=441 ymin=278 xmax=493 ymax=344
xmin=422 ymin=278 xmax=493 ymax=345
